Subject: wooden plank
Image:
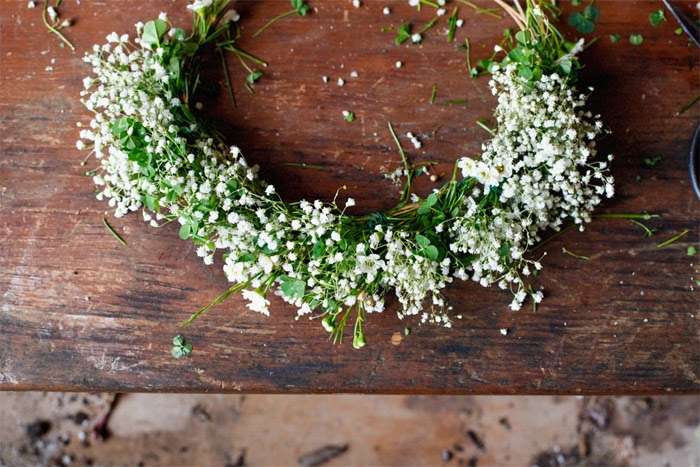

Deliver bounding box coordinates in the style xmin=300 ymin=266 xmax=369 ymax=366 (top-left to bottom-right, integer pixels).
xmin=0 ymin=0 xmax=698 ymax=393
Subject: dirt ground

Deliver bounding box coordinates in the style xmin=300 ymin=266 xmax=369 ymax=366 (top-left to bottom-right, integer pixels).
xmin=0 ymin=394 xmax=698 ymax=467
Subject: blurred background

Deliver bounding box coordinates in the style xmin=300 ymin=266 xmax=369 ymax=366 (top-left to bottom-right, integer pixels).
xmin=0 ymin=394 xmax=698 ymax=467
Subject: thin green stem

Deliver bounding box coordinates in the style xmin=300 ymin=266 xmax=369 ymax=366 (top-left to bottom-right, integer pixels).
xmin=42 ymin=1 xmax=75 ymax=51
xmin=284 ymin=162 xmax=328 ymax=170
xmin=182 ymin=281 xmax=251 ymax=326
xmin=103 ymin=217 xmax=127 ymax=246
xmin=440 ymin=99 xmax=469 ymax=106
xmin=418 ymin=16 xmax=440 ymax=34
xmin=387 ymin=122 xmax=414 ymax=209
xmin=457 ymin=0 xmax=502 ymax=18
xmin=419 ymin=0 xmax=440 ymax=8
xmin=217 ymin=47 xmax=237 ymax=108
xmin=676 ymin=95 xmax=700 ymax=116
xmin=252 ymin=9 xmax=296 ymax=38
xmin=595 ymin=213 xmax=660 ymax=221
xmin=562 ymin=246 xmax=589 ymax=261
xmin=629 ymin=219 xmax=655 ymax=237
xmin=225 ymin=45 xmax=269 ymax=67
xmin=476 ymin=119 xmax=496 ymax=135
xmin=656 ymin=229 xmax=689 ymax=249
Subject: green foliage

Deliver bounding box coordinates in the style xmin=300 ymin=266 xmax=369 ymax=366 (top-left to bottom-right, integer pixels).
xmin=141 ymin=19 xmax=169 ymax=47
xmin=417 ymin=193 xmax=438 ymax=215
xmin=246 ymin=70 xmax=263 ymax=84
xmin=642 ymin=155 xmax=662 ymax=168
xmin=568 ymin=4 xmax=599 ymax=34
xmin=394 ymin=23 xmax=412 ymax=45
xmin=649 ymin=9 xmax=665 ymax=27
xmin=171 ymin=335 xmax=193 ymax=358
xmin=292 ymin=0 xmax=310 ymax=16
xmin=447 ymin=8 xmax=460 ymax=43
xmin=629 ymin=34 xmax=644 ymax=46
xmin=179 ymin=223 xmax=193 ymax=240
xmin=280 ymin=275 xmax=306 ymax=300
xmin=609 ymin=33 xmax=620 ymax=43
xmin=416 ymin=234 xmax=439 ymax=261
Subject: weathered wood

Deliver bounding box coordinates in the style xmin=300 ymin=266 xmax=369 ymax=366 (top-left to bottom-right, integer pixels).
xmin=0 ymin=0 xmax=698 ymax=393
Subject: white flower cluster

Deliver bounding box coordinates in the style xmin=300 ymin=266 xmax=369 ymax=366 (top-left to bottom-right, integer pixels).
xmin=77 ymin=19 xmax=612 ymax=334
xmin=453 ymin=65 xmax=613 ymax=310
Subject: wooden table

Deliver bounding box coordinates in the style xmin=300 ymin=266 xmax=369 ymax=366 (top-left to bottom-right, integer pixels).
xmin=1 ymin=0 xmax=698 ymax=394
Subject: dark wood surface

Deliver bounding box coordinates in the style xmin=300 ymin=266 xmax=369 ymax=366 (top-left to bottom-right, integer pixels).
xmin=1 ymin=0 xmax=698 ymax=394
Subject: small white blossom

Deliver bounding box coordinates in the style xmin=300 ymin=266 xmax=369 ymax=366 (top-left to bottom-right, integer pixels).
xmin=47 ymin=6 xmax=57 ymax=21
xmin=221 ymin=9 xmax=240 ymax=23
xmin=242 ymin=290 xmax=270 ymax=316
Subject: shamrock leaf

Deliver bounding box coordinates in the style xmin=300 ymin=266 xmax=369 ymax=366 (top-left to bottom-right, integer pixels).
xmin=629 ymin=34 xmax=644 ymax=46
xmin=280 ymin=275 xmax=306 ymax=301
xmin=142 ymin=19 xmax=169 ymax=47
xmin=395 ymin=23 xmax=412 ymax=45
xmin=649 ymin=9 xmax=665 ymax=27
xmin=568 ymin=4 xmax=599 ymax=34
xmin=171 ymin=335 xmax=193 ymax=359
xmin=417 ymin=192 xmax=438 ymax=215
xmin=246 ymin=70 xmax=263 ymax=85
xmin=292 ymin=0 xmax=310 ymax=16
xmin=415 ymin=234 xmax=439 ymax=261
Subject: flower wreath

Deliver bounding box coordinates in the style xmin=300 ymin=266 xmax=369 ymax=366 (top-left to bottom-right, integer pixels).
xmin=77 ymin=0 xmax=614 ymax=349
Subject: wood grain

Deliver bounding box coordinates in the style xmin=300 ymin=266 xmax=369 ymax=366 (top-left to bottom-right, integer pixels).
xmin=0 ymin=0 xmax=698 ymax=394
